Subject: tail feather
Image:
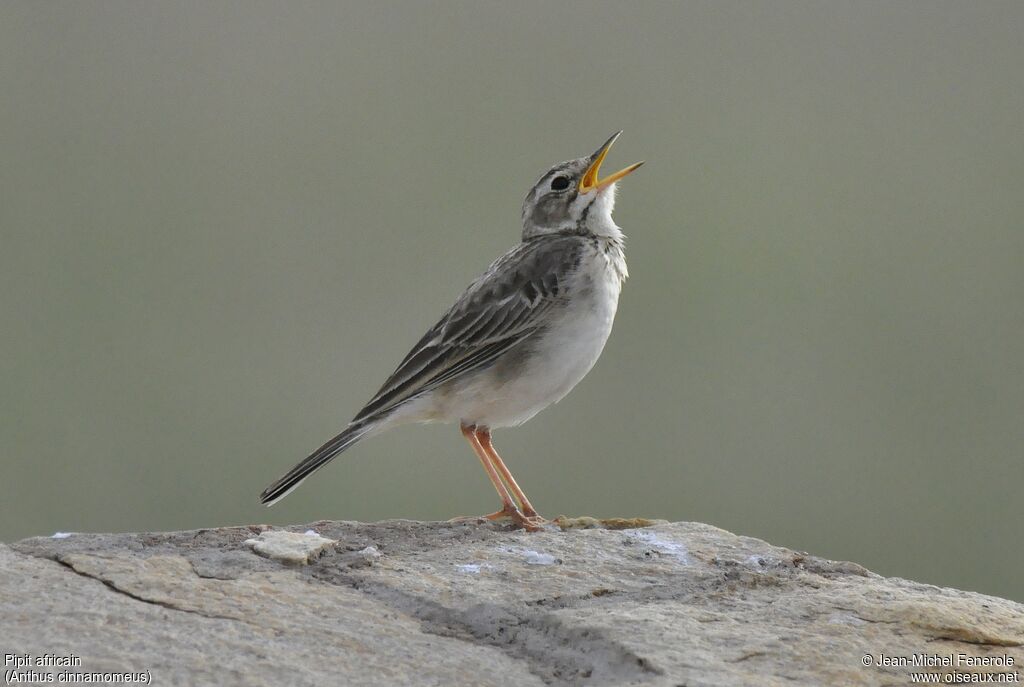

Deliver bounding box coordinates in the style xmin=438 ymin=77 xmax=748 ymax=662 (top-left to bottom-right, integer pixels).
xmin=260 ymin=423 xmax=373 ymax=506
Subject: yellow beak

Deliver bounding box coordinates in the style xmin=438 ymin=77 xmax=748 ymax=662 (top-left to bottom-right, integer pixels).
xmin=579 ymin=131 xmax=644 ymax=194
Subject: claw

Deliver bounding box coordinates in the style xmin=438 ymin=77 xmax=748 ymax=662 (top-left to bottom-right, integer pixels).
xmin=448 ymin=505 xmax=524 ymax=525
xmin=449 ymin=509 xmax=548 ymax=532
xmin=484 ymin=505 xmax=523 ymax=521
xmin=512 ymin=512 xmax=549 ymax=532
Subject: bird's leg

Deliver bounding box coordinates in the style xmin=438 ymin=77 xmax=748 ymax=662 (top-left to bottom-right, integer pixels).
xmin=460 ymin=424 xmax=522 ymax=521
xmin=475 ymin=428 xmax=544 ymax=521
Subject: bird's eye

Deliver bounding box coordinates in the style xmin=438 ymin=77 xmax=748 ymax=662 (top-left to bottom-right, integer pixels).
xmin=550 ymin=175 xmax=570 ymax=191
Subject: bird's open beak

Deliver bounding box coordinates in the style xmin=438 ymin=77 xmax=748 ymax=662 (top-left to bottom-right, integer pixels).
xmin=579 ymin=131 xmax=644 ymax=194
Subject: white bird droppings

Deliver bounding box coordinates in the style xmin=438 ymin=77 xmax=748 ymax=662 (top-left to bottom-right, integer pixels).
xmin=497 ymin=545 xmax=559 ymax=566
xmin=522 ymin=550 xmax=558 ymax=565
xmin=625 ymin=530 xmax=691 ymax=564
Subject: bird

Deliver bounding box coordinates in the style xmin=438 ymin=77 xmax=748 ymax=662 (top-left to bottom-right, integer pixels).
xmin=260 ymin=131 xmax=644 ymax=530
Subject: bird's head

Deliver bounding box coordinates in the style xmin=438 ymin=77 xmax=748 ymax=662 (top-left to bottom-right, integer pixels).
xmin=520 ymin=131 xmax=643 ymax=240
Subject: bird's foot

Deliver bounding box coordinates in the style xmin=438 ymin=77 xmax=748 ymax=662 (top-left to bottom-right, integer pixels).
xmin=447 ymin=505 xmax=521 ymax=525
xmin=511 ymin=512 xmax=549 ymax=532
xmin=483 ymin=504 xmax=522 ymax=521
xmin=449 ymin=506 xmax=549 ymax=531
xmin=488 ymin=506 xmax=549 ymax=531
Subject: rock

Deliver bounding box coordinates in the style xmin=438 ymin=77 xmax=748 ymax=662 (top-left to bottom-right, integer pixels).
xmin=244 ymin=529 xmax=337 ymax=565
xmin=4 ymin=520 xmax=1022 ymax=686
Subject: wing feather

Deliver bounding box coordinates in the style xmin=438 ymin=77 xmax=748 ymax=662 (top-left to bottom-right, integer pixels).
xmin=351 ymin=235 xmax=584 ymax=424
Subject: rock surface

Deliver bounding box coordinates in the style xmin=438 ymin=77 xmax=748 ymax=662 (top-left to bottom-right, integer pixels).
xmin=4 ymin=520 xmax=1022 ymax=686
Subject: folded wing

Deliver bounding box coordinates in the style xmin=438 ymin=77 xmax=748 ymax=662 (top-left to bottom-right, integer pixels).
xmin=351 ymin=235 xmax=584 ymax=424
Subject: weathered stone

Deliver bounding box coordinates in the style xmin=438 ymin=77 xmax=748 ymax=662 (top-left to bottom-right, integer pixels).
xmin=244 ymin=529 xmax=337 ymax=565
xmin=4 ymin=520 xmax=1022 ymax=686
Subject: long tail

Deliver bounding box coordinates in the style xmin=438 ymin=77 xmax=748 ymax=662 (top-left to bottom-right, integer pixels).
xmin=260 ymin=422 xmax=376 ymax=506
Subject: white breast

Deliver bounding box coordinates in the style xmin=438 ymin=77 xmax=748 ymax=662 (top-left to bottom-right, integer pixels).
xmin=449 ymin=242 xmax=625 ymax=429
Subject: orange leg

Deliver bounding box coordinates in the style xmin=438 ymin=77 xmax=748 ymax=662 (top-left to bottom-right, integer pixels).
xmin=460 ymin=424 xmax=521 ymax=520
xmin=476 ymin=428 xmax=544 ymax=520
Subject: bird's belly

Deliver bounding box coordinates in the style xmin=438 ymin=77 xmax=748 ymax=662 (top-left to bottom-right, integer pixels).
xmin=446 ymin=275 xmax=621 ymax=429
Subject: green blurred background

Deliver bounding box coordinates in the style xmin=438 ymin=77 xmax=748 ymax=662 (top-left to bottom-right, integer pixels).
xmin=2 ymin=2 xmax=1021 ymax=601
